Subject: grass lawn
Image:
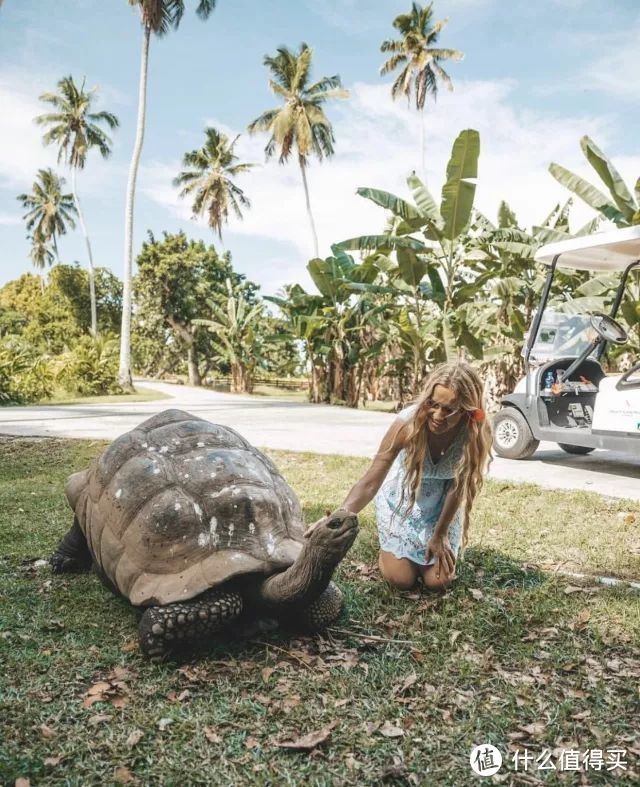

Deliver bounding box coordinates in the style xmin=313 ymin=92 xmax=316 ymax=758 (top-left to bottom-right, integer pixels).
xmin=39 ymin=385 xmax=173 ymax=407
xmin=1 ymin=439 xmax=638 ymax=785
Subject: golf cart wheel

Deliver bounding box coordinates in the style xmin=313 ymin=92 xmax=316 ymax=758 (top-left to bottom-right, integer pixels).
xmin=557 ymin=443 xmax=595 ymax=455
xmin=493 ymin=408 xmax=539 ymax=460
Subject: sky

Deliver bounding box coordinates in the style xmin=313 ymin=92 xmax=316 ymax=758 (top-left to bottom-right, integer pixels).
xmin=0 ymin=0 xmax=638 ymax=298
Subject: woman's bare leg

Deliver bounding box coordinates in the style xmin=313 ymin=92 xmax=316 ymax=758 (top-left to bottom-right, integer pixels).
xmin=378 ymin=550 xmax=419 ymax=590
xmin=420 ymin=562 xmax=456 ymax=591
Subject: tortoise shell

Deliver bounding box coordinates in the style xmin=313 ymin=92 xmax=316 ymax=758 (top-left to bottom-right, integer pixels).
xmin=66 ymin=409 xmax=304 ymax=606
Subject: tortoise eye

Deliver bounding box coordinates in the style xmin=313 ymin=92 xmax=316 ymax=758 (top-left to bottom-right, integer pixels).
xmin=326 ymin=518 xmax=342 ymax=529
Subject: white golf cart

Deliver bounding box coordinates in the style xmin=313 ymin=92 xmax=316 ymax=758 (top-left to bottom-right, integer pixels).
xmin=493 ymin=226 xmax=640 ymax=460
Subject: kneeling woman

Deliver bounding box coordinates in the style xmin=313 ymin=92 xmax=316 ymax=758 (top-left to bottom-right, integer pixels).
xmin=332 ymin=362 xmax=491 ymax=591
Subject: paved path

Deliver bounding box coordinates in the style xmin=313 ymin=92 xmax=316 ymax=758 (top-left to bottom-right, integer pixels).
xmin=1 ymin=380 xmax=639 ymax=501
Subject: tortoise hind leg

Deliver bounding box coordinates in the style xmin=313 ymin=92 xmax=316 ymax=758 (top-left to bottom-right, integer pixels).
xmin=281 ymin=582 xmax=344 ymax=633
xmin=138 ymin=589 xmax=243 ymax=657
xmin=50 ymin=519 xmax=92 ymax=574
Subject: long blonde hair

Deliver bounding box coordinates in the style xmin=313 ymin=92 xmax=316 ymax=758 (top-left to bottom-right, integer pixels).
xmin=397 ymin=361 xmax=492 ymax=551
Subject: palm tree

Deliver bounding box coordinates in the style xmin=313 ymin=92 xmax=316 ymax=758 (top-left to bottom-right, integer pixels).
xmin=17 ymin=168 xmax=77 ymax=261
xmin=380 ymin=2 xmax=463 ymax=178
xmin=29 ymin=229 xmax=55 ymax=272
xmin=35 ymin=76 xmax=119 ymax=337
xmin=248 ymin=43 xmax=349 ymax=258
xmin=120 ymin=0 xmax=217 ymax=389
xmin=173 ymin=127 xmax=254 ymax=239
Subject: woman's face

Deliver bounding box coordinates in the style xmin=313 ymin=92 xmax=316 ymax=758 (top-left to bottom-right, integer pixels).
xmin=425 ymin=384 xmax=463 ymax=435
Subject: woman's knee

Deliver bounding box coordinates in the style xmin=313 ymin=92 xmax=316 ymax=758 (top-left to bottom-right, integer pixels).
xmin=378 ymin=552 xmax=417 ymax=590
xmin=421 ymin=566 xmax=455 ymax=591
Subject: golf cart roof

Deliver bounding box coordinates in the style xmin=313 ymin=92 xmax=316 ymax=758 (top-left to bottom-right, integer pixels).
xmin=534 ymin=225 xmax=640 ymax=271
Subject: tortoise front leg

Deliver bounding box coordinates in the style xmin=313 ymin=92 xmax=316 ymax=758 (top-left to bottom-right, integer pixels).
xmin=50 ymin=519 xmax=92 ymax=574
xmin=138 ymin=589 xmax=243 ymax=657
xmin=280 ymin=581 xmax=344 ymax=633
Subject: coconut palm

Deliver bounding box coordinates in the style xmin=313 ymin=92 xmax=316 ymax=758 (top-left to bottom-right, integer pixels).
xmin=28 ymin=230 xmax=55 ymax=272
xmin=17 ymin=168 xmax=77 ymax=261
xmin=248 ymin=43 xmax=349 ymax=258
xmin=120 ymin=0 xmax=217 ymax=389
xmin=173 ymin=127 xmax=254 ymax=239
xmin=380 ymin=2 xmax=463 ymax=177
xmin=35 ymin=76 xmax=119 ymax=337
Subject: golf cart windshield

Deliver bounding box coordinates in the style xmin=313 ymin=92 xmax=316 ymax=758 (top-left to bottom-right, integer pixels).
xmin=527 ymin=311 xmax=596 ymax=361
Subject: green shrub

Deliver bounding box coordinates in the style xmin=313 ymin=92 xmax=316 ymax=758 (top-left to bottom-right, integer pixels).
xmin=0 ymin=337 xmax=55 ymax=404
xmin=56 ymin=334 xmax=123 ymax=396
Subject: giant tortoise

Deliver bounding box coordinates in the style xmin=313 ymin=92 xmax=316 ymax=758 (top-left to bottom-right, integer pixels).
xmin=50 ymin=409 xmax=357 ymax=656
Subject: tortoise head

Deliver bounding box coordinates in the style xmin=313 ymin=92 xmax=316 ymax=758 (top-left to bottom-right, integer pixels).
xmin=305 ymin=508 xmax=358 ymax=564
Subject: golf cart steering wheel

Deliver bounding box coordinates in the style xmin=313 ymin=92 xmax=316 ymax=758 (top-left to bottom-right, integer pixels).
xmin=590 ymin=313 xmax=627 ymax=345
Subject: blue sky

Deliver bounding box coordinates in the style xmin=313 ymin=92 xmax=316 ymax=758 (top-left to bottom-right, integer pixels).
xmin=1 ymin=0 xmax=638 ymax=296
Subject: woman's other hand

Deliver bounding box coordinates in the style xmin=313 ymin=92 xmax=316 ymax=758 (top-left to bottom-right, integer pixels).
xmin=425 ymin=535 xmax=456 ymax=578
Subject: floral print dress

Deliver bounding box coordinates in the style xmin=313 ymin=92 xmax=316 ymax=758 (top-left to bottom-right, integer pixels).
xmin=375 ymin=405 xmax=467 ymax=566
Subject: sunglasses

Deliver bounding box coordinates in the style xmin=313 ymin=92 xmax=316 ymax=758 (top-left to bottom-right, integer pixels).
xmin=425 ymin=397 xmax=460 ymax=419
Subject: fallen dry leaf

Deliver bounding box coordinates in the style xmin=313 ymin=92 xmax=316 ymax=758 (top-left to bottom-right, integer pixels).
xmin=394 ymin=672 xmax=418 ymax=695
xmin=126 ymin=730 xmax=144 ymax=748
xmin=571 ymin=710 xmax=591 ymax=721
xmin=379 ymin=720 xmax=405 ymax=738
xmin=120 ymin=639 xmax=138 ymax=653
xmin=334 ymin=698 xmax=349 ymax=708
xmin=244 ymin=736 xmax=260 ymax=749
xmin=449 ymin=630 xmax=462 ymax=646
xmin=43 ymin=756 xmax=62 ymax=766
xmin=275 ymin=722 xmax=337 ymax=752
xmin=204 ymin=726 xmax=222 ymax=744
xmin=365 ymin=721 xmax=381 ymax=735
xmin=519 ymin=722 xmax=546 ymax=736
xmin=157 ymin=718 xmax=173 ymax=731
xmin=261 ymin=666 xmax=275 ymax=683
xmin=89 ymin=713 xmax=112 ymax=726
xmin=39 ymin=724 xmax=56 ymax=739
xmin=114 ymin=766 xmax=135 ymax=784
xmin=15 ymin=779 xmax=30 ymax=787
xmin=469 ymin=588 xmax=484 ymax=601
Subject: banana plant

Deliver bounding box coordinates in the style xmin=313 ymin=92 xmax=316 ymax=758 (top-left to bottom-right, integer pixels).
xmin=336 ymin=128 xmax=482 ymax=363
xmin=549 ymin=136 xmax=640 ymax=227
xmin=194 ymin=280 xmax=267 ymax=393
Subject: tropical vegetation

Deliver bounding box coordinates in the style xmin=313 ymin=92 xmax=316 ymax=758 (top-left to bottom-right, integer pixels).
xmin=380 ymin=1 xmax=463 ymax=177
xmin=248 ymin=43 xmax=349 ymax=257
xmin=119 ymin=0 xmax=217 ymax=390
xmin=174 ymin=127 xmax=254 ymax=239
xmin=5 ymin=2 xmax=638 ymax=411
xmin=35 ymin=75 xmax=119 ymax=337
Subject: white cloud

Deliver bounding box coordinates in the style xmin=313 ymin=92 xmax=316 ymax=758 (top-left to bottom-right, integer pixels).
xmin=540 ymin=19 xmax=640 ymax=100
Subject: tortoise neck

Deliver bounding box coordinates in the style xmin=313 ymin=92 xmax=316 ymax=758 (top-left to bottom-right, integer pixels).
xmin=257 ymin=541 xmax=336 ymax=608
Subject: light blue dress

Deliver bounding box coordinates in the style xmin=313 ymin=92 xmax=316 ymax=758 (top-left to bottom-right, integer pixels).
xmin=375 ymin=404 xmax=466 ymax=566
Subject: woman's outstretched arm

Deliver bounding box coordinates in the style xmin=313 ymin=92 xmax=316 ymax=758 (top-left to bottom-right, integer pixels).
xmin=340 ymin=417 xmax=408 ymax=514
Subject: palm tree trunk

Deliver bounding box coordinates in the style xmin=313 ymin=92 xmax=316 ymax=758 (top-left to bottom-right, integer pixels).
xmin=420 ymin=106 xmax=426 ymax=183
xmin=71 ymin=168 xmax=98 ymax=337
xmin=298 ymin=156 xmax=319 ymax=258
xmin=119 ymin=22 xmax=150 ymax=390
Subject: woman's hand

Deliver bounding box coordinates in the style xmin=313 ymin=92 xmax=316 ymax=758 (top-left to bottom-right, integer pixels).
xmin=426 ymin=534 xmax=456 ymax=578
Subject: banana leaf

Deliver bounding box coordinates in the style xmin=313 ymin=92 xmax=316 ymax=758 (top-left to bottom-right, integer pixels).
xmin=356 ymin=187 xmax=423 ymax=221
xmin=440 ymin=129 xmax=480 ymax=241
xmin=336 ymin=235 xmax=426 ymax=252
xmin=397 ymin=247 xmax=427 ymax=287
xmin=548 ymin=163 xmax=626 ymax=225
xmin=407 ymin=174 xmax=444 ymax=227
xmin=580 ymin=136 xmax=636 ymax=221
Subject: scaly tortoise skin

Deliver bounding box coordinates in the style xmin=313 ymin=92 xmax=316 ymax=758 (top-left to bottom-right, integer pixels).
xmin=50 ymin=409 xmax=358 ymax=656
